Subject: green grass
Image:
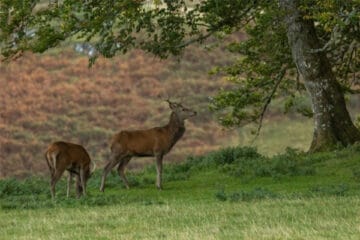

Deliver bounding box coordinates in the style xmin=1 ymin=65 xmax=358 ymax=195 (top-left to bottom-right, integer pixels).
xmin=1 ymin=145 xmax=360 ymax=239
xmin=2 ymin=197 xmax=360 ymax=240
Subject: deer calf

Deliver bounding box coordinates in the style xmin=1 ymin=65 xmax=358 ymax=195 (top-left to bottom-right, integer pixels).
xmin=100 ymin=100 xmax=196 ymax=191
xmin=45 ymin=141 xmax=93 ymax=198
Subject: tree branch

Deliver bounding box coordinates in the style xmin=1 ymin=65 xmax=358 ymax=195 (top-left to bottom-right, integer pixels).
xmin=176 ymin=2 xmax=255 ymax=50
xmin=175 ymin=31 xmax=214 ymax=49
xmin=251 ymin=67 xmax=287 ymax=143
xmin=310 ymin=25 xmax=340 ymax=53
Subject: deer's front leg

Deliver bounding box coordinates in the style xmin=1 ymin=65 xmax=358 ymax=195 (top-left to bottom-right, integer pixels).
xmin=80 ymin=168 xmax=87 ymax=196
xmin=100 ymin=153 xmax=122 ymax=192
xmin=155 ymin=153 xmax=163 ymax=190
xmin=67 ymin=172 xmax=72 ymax=198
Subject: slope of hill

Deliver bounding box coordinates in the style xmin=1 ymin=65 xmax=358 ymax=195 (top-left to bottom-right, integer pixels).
xmin=1 ymin=43 xmax=358 ymax=179
xmin=0 ymin=47 xmax=238 ymax=178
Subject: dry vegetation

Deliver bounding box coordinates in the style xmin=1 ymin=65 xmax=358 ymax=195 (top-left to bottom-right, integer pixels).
xmin=0 ymin=46 xmax=237 ymax=178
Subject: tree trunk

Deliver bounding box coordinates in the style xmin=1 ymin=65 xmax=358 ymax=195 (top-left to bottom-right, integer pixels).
xmin=280 ymin=0 xmax=360 ymax=152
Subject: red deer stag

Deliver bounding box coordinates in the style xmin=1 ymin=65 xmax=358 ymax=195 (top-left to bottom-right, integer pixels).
xmin=45 ymin=141 xmax=94 ymax=198
xmin=100 ymin=100 xmax=196 ymax=191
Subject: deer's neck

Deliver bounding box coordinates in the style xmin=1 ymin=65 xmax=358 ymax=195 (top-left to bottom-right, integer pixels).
xmin=166 ymin=112 xmax=185 ymax=145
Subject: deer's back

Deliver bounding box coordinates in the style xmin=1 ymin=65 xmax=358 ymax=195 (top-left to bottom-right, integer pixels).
xmin=47 ymin=141 xmax=91 ymax=167
xmin=111 ymin=127 xmax=175 ymax=155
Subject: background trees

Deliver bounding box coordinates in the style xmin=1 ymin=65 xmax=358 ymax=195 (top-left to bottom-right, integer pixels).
xmin=1 ymin=0 xmax=359 ymax=151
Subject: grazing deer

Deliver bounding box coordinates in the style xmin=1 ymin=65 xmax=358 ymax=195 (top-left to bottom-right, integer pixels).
xmin=100 ymin=100 xmax=196 ymax=191
xmin=45 ymin=141 xmax=94 ymax=198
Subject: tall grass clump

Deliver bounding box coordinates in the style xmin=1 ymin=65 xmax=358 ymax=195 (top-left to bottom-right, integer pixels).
xmin=179 ymin=146 xmax=317 ymax=180
xmin=0 ymin=177 xmax=54 ymax=209
xmin=184 ymin=146 xmax=262 ymax=170
xmin=0 ymin=177 xmax=48 ymax=197
xmin=254 ymin=148 xmax=316 ymax=178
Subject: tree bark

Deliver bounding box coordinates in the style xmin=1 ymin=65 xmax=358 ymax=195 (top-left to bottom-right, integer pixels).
xmin=280 ymin=0 xmax=360 ymax=152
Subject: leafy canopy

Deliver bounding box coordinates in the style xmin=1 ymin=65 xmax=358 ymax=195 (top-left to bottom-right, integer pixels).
xmin=0 ymin=0 xmax=359 ymax=129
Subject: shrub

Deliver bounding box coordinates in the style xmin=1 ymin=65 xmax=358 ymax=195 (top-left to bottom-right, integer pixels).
xmin=215 ymin=189 xmax=227 ymax=201
xmin=254 ymin=148 xmax=316 ymax=178
xmin=182 ymin=146 xmax=263 ymax=172
xmin=208 ymin=146 xmax=261 ymax=165
xmin=179 ymin=146 xmax=316 ymax=180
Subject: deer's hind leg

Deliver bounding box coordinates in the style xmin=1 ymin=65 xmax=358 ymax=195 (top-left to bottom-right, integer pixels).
xmin=117 ymin=156 xmax=132 ymax=189
xmin=75 ymin=174 xmax=82 ymax=198
xmin=100 ymin=152 xmax=125 ymax=192
xmin=66 ymin=172 xmax=73 ymax=198
xmin=50 ymin=167 xmax=65 ymax=199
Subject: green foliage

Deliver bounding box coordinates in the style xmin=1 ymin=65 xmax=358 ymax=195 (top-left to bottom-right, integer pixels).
xmin=208 ymin=2 xmax=297 ymax=127
xmin=1 ymin=0 xmax=359 ymax=152
xmin=209 ymin=0 xmax=359 ymax=129
xmin=300 ymin=0 xmax=360 ymax=86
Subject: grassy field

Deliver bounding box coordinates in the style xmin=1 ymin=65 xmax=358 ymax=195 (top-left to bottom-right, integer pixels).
xmin=1 ymin=145 xmax=360 ymax=239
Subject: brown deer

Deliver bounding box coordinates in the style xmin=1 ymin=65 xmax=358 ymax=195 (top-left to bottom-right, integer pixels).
xmin=45 ymin=141 xmax=94 ymax=198
xmin=100 ymin=100 xmax=196 ymax=191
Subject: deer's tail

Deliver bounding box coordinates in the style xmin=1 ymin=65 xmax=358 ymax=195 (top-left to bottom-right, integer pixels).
xmin=45 ymin=149 xmax=59 ymax=177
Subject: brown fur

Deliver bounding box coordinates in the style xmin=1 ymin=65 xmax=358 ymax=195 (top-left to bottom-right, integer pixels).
xmin=45 ymin=141 xmax=92 ymax=198
xmin=100 ymin=101 xmax=196 ymax=191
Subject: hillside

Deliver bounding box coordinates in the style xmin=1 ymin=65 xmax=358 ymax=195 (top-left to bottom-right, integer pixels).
xmin=1 ymin=43 xmax=359 ymax=179
xmin=0 ymin=46 xmax=239 ymax=178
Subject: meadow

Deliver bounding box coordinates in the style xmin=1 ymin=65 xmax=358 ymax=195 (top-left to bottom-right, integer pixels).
xmin=1 ymin=145 xmax=360 ymax=239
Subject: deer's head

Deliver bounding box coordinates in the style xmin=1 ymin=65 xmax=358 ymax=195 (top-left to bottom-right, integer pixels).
xmin=166 ymin=100 xmax=197 ymax=121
